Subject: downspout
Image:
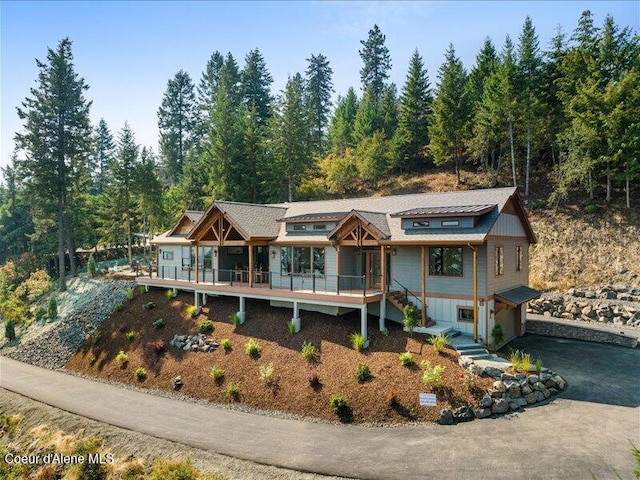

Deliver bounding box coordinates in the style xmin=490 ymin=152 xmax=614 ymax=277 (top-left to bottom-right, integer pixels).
xmin=468 ymin=243 xmax=479 ymax=343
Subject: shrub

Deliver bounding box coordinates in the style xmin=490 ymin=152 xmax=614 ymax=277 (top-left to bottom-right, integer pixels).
xmin=118 ymin=323 xmax=128 ymax=333
xmin=307 ymin=371 xmax=320 ymax=388
xmin=509 ymin=350 xmax=531 ymax=373
xmin=421 ymin=360 xmax=445 ymax=387
xmin=135 ymin=367 xmax=147 ymax=381
xmin=114 ymin=302 xmax=123 ymax=312
xmin=152 ymin=318 xmax=165 ymax=329
xmin=198 ymin=320 xmax=214 ymax=334
xmin=142 ymin=302 xmax=156 ymax=310
xmin=535 ymin=357 xmax=544 ymax=375
xmin=329 ymin=394 xmax=348 ymax=415
xmin=35 ymin=308 xmax=46 ymax=323
xmin=287 ymin=320 xmax=296 ymax=336
xmin=490 ymin=323 xmax=504 ymax=349
xmin=585 ymin=203 xmax=599 ymax=214
xmin=231 ymin=312 xmax=242 ymax=326
xmin=48 ymin=295 xmax=58 ymax=320
xmin=138 ymin=284 xmax=146 ymax=294
xmin=125 ymin=331 xmax=135 ymax=342
xmin=227 ymin=382 xmax=240 ymax=400
xmin=398 ymin=351 xmax=414 ymax=367
xmin=116 ymin=350 xmax=128 ymax=367
xmin=354 ymin=363 xmax=371 ymax=383
xmin=186 ymin=305 xmax=198 ymax=317
xmin=520 ymin=351 xmax=532 ymax=373
xmin=149 ymin=339 xmax=166 ymax=353
xmin=429 ymin=334 xmax=447 ymax=353
xmin=72 ymin=436 xmax=109 ymax=480
xmin=387 ymin=388 xmax=399 ymax=406
xmin=20 ymin=269 xmax=52 ymax=301
xmin=87 ymin=253 xmax=97 ymax=278
xmin=220 ymin=338 xmax=231 ymax=351
xmin=259 ymin=362 xmax=275 ymax=384
xmin=4 ymin=321 xmax=16 ymax=342
xmin=210 ymin=366 xmax=225 ymax=384
xmin=403 ymin=304 xmax=419 ymax=335
xmin=300 ymin=341 xmax=317 ymax=362
xmin=245 ymin=338 xmax=261 ymax=357
xmin=349 ymin=332 xmax=366 ymax=351
xmin=91 ymin=327 xmax=102 ymax=343
xmin=165 ymin=289 xmax=176 ymax=300
xmin=125 ymin=287 xmax=135 ymax=301
xmin=149 ymin=457 xmax=202 ymax=480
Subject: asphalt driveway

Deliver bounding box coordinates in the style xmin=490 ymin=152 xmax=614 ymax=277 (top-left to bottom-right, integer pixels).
xmin=2 ymin=335 xmax=639 ymax=479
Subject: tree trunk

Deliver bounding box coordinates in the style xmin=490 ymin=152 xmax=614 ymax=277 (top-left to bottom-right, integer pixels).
xmin=65 ymin=214 xmax=77 ymax=277
xmin=288 ymin=176 xmax=293 ymax=203
xmin=126 ymin=186 xmax=132 ymax=264
xmin=57 ymin=199 xmax=67 ymax=292
xmin=509 ymin=119 xmax=516 ymax=188
xmin=525 ymin=123 xmax=531 ymax=197
xmin=454 ymin=157 xmax=461 ymax=185
xmin=626 ymin=162 xmax=630 ymax=209
xmin=588 ymin=169 xmax=594 ymax=200
xmin=606 ymin=159 xmax=611 ymax=202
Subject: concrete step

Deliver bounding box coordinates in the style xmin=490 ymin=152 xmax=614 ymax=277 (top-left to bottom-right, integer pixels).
xmin=457 ymin=348 xmax=487 ymax=355
xmin=466 ymin=353 xmax=493 ymax=360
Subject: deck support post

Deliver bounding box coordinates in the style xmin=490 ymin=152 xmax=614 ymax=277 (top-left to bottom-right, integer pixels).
xmin=361 ymin=305 xmax=369 ymax=348
xmin=172 ymin=287 xmax=177 ymax=296
xmin=291 ymin=301 xmax=301 ymax=333
xmin=236 ymin=296 xmax=246 ymax=324
xmin=379 ymin=296 xmax=386 ymax=331
xmin=194 ymin=291 xmax=200 ymax=308
xmin=202 ymin=293 xmax=207 ymax=305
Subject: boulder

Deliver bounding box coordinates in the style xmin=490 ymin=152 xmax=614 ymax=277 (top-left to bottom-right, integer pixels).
xmin=521 ymin=384 xmax=533 ymax=395
xmin=561 ymin=313 xmax=575 ymax=319
xmin=528 ymin=375 xmax=540 ymax=385
xmin=515 ymin=397 xmax=528 ymax=407
xmin=525 ymin=393 xmax=537 ymax=404
xmin=542 ymin=388 xmax=551 ymax=399
xmin=509 ymin=402 xmax=521 ymax=412
xmin=548 ymin=388 xmax=559 ymax=396
xmin=501 ymin=373 xmax=516 ymax=382
xmin=584 ymin=291 xmax=596 ymax=299
xmin=534 ymin=391 xmax=546 ymax=402
xmin=453 ymin=406 xmax=475 ymax=422
xmin=573 ymin=290 xmax=585 ymax=298
xmin=474 ymin=408 xmax=492 ymax=419
xmin=533 ymin=382 xmax=546 ymax=392
xmin=439 ymin=409 xmax=454 ymax=425
xmin=508 ymin=384 xmax=522 ymax=398
xmin=491 ymin=398 xmax=509 ymax=414
xmin=480 ymin=394 xmax=493 ymax=408
xmin=552 ymin=375 xmax=566 ymax=390
xmin=493 ymin=381 xmax=506 ymax=393
xmin=483 ymin=366 xmax=503 ymax=379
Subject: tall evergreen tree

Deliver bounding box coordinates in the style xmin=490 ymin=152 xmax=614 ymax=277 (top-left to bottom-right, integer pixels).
xmin=158 ymin=70 xmax=197 ymax=184
xmin=429 ymin=44 xmax=470 ymax=184
xmin=241 ymin=49 xmax=273 ymax=125
xmin=379 ymin=83 xmax=398 ymax=140
xmin=196 ymin=50 xmax=224 ymax=145
xmin=353 ymin=87 xmax=378 ymax=142
xmin=15 ymin=38 xmax=92 ymax=291
xmin=135 ymin=147 xmax=163 ymax=255
xmin=305 ymin=54 xmax=334 ymax=154
xmin=328 ymin=87 xmax=359 ymax=152
xmin=395 ymin=49 xmax=432 ymax=169
xmin=359 ymin=24 xmax=392 ymax=103
xmin=90 ymin=118 xmax=115 ymax=194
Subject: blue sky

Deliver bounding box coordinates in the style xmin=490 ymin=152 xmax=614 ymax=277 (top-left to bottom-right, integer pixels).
xmin=1 ymin=1 xmax=638 ymax=170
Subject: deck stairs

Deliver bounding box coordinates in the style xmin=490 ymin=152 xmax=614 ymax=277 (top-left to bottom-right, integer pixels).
xmin=388 ymin=290 xmax=415 ymax=314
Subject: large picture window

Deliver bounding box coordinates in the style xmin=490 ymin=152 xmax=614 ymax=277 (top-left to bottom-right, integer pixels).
xmin=281 ymin=247 xmax=325 ymax=276
xmin=182 ymin=246 xmax=194 ymax=269
xmin=198 ymin=246 xmax=212 ymax=270
xmin=429 ymin=247 xmax=463 ymax=276
xmin=495 ymin=246 xmax=504 ymax=276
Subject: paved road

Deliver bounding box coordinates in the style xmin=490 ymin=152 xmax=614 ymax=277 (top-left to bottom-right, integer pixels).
xmin=1 ymin=336 xmax=639 ymax=480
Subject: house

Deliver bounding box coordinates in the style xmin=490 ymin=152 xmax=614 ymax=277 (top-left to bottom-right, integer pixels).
xmin=137 ymin=186 xmax=540 ymax=347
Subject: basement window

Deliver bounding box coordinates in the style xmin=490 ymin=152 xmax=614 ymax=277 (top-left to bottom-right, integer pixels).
xmin=458 ymin=307 xmax=474 ymax=322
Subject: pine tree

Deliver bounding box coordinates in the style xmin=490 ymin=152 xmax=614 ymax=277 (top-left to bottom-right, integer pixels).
xmin=379 ymin=84 xmax=398 ymax=140
xmin=328 ymin=87 xmax=359 ymax=152
xmin=353 ymin=87 xmax=378 ymax=142
xmin=90 ymin=119 xmax=115 ymax=194
xmin=305 ymin=54 xmax=334 ymax=154
xmin=359 ymin=24 xmax=392 ymax=103
xmin=241 ymin=49 xmax=273 ymax=125
xmin=395 ymin=49 xmax=432 ymax=169
xmin=429 ymin=44 xmax=470 ymax=184
xmin=195 ymin=50 xmax=224 ymax=146
xmin=15 ymin=38 xmax=92 ymax=291
xmin=134 ymin=147 xmax=163 ymax=257
xmin=158 ymin=70 xmax=198 ymax=184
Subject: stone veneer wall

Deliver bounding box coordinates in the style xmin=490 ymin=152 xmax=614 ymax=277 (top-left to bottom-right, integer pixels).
xmin=525 ymin=319 xmax=638 ymax=348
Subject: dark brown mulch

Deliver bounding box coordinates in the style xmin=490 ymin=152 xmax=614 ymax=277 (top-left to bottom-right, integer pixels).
xmin=66 ymin=288 xmax=491 ymax=424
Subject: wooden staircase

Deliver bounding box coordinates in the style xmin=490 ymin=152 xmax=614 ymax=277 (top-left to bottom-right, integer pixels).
xmin=387 ymin=290 xmax=436 ymax=328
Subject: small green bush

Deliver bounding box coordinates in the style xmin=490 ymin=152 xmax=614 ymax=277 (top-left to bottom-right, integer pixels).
xmin=232 ymin=313 xmax=242 ymax=326
xmin=429 ymin=334 xmax=447 ymax=353
xmin=149 ymin=457 xmax=203 ymax=480
xmin=300 ymin=341 xmax=318 ymax=362
xmin=152 ymin=318 xmax=165 ymax=329
xmin=220 ymin=338 xmax=232 ymax=351
xmin=48 ymin=295 xmax=58 ymax=320
xmin=35 ymin=307 xmax=46 ymax=323
xmin=490 ymin=323 xmax=504 ymax=349
xmin=115 ymin=350 xmax=128 ymax=367
xmin=509 ymin=349 xmax=531 ymax=373
xmin=421 ymin=360 xmax=445 ymax=387
xmin=186 ymin=305 xmax=198 ymax=317
xmin=125 ymin=331 xmax=135 ymax=342
xmin=87 ymin=253 xmax=97 ymax=278
xmin=198 ymin=320 xmax=214 ymax=334
xmin=287 ymin=320 xmax=296 ymax=336
xmin=227 ymin=382 xmax=240 ymax=400
xmin=245 ymin=338 xmax=261 ymax=357
xmin=134 ymin=367 xmax=147 ymax=381
xmin=138 ymin=284 xmax=146 ymax=294
xmin=165 ymin=289 xmax=176 ymax=300
xmin=398 ymin=351 xmax=414 ymax=367
xmin=585 ymin=203 xmax=599 ymax=214
xmin=114 ymin=302 xmax=123 ymax=312
xmin=349 ymin=332 xmax=366 ymax=351
xmin=259 ymin=362 xmax=275 ymax=384
xmin=125 ymin=287 xmax=135 ymax=301
xmin=210 ymin=366 xmax=225 ymax=384
xmin=403 ymin=303 xmax=419 ymax=335
xmin=535 ymin=357 xmax=544 ymax=375
xmin=329 ymin=394 xmax=348 ymax=414
xmin=354 ymin=363 xmax=371 ymax=383
xmin=4 ymin=321 xmax=16 ymax=342
xmin=142 ymin=302 xmax=156 ymax=310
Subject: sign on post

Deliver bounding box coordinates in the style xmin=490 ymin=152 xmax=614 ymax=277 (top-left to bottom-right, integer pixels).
xmin=419 ymin=393 xmax=437 ymax=406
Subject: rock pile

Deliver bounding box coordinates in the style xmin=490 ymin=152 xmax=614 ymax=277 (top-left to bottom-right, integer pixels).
xmin=169 ymin=333 xmax=218 ymax=352
xmin=528 ymin=284 xmax=640 ymax=327
xmin=7 ymin=279 xmax=134 ymax=369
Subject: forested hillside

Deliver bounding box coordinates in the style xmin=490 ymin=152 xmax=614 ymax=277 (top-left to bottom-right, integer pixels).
xmin=0 ymin=10 xmax=638 ymax=291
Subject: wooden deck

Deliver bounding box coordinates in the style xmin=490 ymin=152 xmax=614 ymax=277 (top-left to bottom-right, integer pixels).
xmin=136 ymin=277 xmax=384 ymax=306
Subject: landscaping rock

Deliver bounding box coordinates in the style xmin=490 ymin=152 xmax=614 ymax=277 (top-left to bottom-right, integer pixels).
xmin=534 ymin=391 xmax=546 ymax=402
xmin=493 ymin=381 xmax=506 ymax=393
xmin=521 ymin=384 xmax=532 ymax=396
xmin=533 ymin=381 xmax=546 ymax=392
xmin=491 ymin=398 xmax=509 ymax=414
xmin=474 ymin=408 xmax=492 ymax=419
xmin=528 ymin=375 xmax=540 ymax=385
xmin=482 ymin=366 xmax=503 ymax=379
xmin=439 ymin=409 xmax=454 ymax=425
xmin=525 ymin=393 xmax=537 ymax=404
xmin=508 ymin=384 xmax=522 ymax=398
xmin=453 ymin=406 xmax=475 ymax=423
xmin=480 ymin=394 xmax=493 ymax=408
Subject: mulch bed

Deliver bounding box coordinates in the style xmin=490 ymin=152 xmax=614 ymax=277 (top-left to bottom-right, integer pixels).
xmin=66 ymin=288 xmax=491 ymax=424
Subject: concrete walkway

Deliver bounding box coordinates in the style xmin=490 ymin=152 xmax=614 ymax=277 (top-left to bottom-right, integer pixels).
xmin=1 ymin=340 xmax=639 ymax=479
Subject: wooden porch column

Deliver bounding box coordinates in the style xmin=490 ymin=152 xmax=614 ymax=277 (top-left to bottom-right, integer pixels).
xmin=335 ymin=246 xmax=341 ymax=275
xmin=194 ymin=244 xmax=199 ymax=284
xmin=420 ymin=246 xmax=426 ymax=326
xmin=248 ymin=245 xmax=254 ymax=288
xmin=472 ymin=245 xmax=479 ymax=342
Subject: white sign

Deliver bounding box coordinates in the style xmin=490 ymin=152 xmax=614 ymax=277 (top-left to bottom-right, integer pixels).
xmin=419 ymin=393 xmax=437 ymax=406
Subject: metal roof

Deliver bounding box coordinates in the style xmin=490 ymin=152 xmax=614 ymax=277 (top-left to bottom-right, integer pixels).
xmin=495 ymin=285 xmax=542 ymax=306
xmin=278 ymin=212 xmax=350 ymax=223
xmin=392 ymin=204 xmax=496 ymax=218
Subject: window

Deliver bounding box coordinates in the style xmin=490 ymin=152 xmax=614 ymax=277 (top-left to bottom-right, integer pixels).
xmin=516 ymin=246 xmax=523 ymax=272
xmin=162 ymin=251 xmax=174 ymax=260
xmin=313 ymin=224 xmax=327 ymax=231
xmin=198 ymin=246 xmax=212 ymax=270
xmin=458 ymin=307 xmax=474 ymax=322
xmin=280 ymin=247 xmax=325 ymax=276
xmin=495 ymin=246 xmax=504 ymax=276
xmin=293 ymin=224 xmax=307 ymax=231
xmin=441 ymin=219 xmax=460 ymax=227
xmin=182 ymin=246 xmax=194 ymax=269
xmin=429 ymin=247 xmax=463 ymax=276
xmin=412 ymin=220 xmax=430 ymax=228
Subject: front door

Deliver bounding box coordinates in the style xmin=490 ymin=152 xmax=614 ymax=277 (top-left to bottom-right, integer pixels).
xmin=366 ymin=251 xmax=381 ymax=289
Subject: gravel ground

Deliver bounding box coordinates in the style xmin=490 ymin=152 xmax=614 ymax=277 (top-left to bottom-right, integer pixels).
xmin=0 ymin=388 xmax=345 ymax=480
